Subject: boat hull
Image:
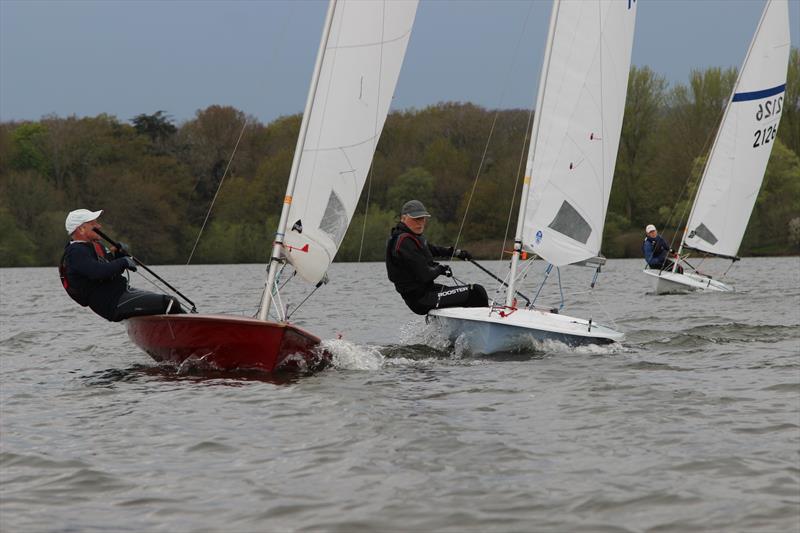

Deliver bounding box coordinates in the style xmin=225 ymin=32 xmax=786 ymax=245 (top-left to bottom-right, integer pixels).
xmin=125 ymin=314 xmax=327 ymax=373
xmin=428 ymin=307 xmax=624 ymax=355
xmin=643 ymin=269 xmax=733 ymax=295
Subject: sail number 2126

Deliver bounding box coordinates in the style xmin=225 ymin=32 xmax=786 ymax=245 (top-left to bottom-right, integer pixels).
xmin=753 ymin=96 xmax=782 ymax=148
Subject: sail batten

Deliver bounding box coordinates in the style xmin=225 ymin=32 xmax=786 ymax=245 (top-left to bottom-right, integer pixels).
xmin=683 ymin=0 xmax=790 ymax=259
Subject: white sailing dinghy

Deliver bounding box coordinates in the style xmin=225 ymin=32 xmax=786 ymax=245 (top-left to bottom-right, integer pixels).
xmin=127 ymin=0 xmax=419 ymax=372
xmin=429 ymin=0 xmax=637 ymax=354
xmin=644 ymin=0 xmax=791 ymax=295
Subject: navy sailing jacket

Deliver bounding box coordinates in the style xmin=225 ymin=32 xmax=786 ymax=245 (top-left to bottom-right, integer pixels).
xmin=386 ymin=223 xmax=452 ymax=299
xmin=642 ymin=235 xmax=670 ymax=268
xmin=60 ymin=241 xmax=130 ymax=321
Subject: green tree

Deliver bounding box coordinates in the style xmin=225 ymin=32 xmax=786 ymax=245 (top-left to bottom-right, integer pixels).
xmin=778 ymin=48 xmax=799 ymax=156
xmin=741 ymin=139 xmax=800 ymax=254
xmin=612 ymin=66 xmax=667 ymax=224
xmin=385 ymin=166 xmax=435 ymax=212
xmin=8 ymin=122 xmax=48 ymax=174
xmin=132 ymin=110 xmax=177 ymax=141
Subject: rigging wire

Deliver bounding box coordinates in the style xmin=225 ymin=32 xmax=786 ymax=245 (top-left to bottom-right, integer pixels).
xmin=499 ymin=108 xmax=535 ymax=266
xmin=185 ymin=4 xmax=297 ymax=269
xmin=186 ymin=119 xmax=249 ymax=266
xmin=661 ymin=94 xmax=731 ymax=255
xmin=449 ymin=0 xmax=536 ymax=261
xmin=438 ymin=1 xmax=536 ymax=308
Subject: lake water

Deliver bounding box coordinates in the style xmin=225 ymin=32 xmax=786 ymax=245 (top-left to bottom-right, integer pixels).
xmin=1 ymin=257 xmax=798 ymax=532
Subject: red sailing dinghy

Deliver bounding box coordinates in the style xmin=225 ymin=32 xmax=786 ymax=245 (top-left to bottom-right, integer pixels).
xmin=126 ymin=315 xmax=323 ymax=372
xmin=125 ymin=0 xmax=419 ymax=372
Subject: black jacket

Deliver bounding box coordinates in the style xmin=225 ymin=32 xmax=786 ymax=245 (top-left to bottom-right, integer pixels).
xmin=386 ymin=223 xmax=452 ymax=300
xmin=60 ymin=241 xmax=130 ymax=321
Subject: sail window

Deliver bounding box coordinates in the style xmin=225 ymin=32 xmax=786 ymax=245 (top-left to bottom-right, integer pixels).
xmin=691 ymin=223 xmax=718 ymax=245
xmin=548 ymin=201 xmax=591 ymax=244
xmin=319 ymin=191 xmax=348 ymax=246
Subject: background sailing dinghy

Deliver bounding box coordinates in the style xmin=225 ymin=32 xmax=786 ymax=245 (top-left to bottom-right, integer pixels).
xmin=429 ymin=0 xmax=637 ymax=354
xmin=126 ymin=0 xmax=419 ymax=372
xmin=644 ymin=0 xmax=790 ymax=295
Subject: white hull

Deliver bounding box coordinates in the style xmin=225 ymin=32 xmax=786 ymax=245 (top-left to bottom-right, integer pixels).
xmin=427 ymin=306 xmax=624 ymax=355
xmin=643 ymin=269 xmax=734 ymax=294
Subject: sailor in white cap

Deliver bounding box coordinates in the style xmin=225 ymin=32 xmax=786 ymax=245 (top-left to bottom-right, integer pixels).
xmin=59 ymin=209 xmax=183 ymax=321
xmin=642 ymin=223 xmax=680 ymax=272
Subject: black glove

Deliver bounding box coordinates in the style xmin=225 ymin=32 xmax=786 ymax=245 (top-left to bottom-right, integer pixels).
xmin=454 ymin=249 xmax=472 ymax=260
xmin=439 ymin=265 xmax=453 ymax=278
xmin=116 ymin=241 xmax=130 ymax=256
xmin=123 ymin=257 xmax=138 ymax=272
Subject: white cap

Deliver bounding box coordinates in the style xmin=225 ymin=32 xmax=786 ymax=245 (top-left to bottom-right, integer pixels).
xmin=65 ymin=209 xmax=103 ymax=235
xmin=645 ymin=224 xmax=656 ymax=233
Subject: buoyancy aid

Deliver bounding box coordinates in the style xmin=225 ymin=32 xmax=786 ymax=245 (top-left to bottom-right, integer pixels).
xmin=58 ymin=241 xmax=115 ymax=307
xmin=385 ymin=223 xmax=451 ymax=298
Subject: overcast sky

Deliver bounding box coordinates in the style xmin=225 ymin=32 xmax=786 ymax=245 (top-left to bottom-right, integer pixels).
xmin=1 ymin=0 xmax=798 ymax=125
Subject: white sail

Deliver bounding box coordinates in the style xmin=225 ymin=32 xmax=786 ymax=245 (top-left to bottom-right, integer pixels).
xmin=282 ymin=0 xmax=418 ymax=283
xmin=683 ymin=0 xmax=790 ymax=258
xmin=519 ymin=0 xmax=637 ymax=267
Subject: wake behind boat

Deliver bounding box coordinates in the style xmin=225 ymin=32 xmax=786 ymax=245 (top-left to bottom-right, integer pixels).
xmin=429 ymin=0 xmax=637 ymax=354
xmin=125 ymin=0 xmax=419 ymax=372
xmin=643 ymin=0 xmax=790 ymax=295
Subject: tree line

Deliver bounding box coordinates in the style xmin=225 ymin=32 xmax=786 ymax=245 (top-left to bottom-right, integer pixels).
xmin=1 ymin=52 xmax=798 ymax=267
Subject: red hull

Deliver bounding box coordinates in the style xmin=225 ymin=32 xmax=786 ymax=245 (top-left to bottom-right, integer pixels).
xmin=125 ymin=314 xmax=326 ymax=373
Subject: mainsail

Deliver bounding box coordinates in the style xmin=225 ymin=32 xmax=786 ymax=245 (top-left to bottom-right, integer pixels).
xmin=683 ymin=0 xmax=790 ymax=258
xmin=519 ymin=0 xmax=638 ymax=267
xmin=283 ymin=0 xmax=419 ymax=283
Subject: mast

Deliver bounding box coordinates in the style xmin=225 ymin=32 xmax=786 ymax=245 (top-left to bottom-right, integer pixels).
xmin=505 ymin=0 xmax=560 ymax=308
xmin=258 ymin=0 xmax=338 ymax=321
xmin=674 ymin=0 xmax=773 ymax=268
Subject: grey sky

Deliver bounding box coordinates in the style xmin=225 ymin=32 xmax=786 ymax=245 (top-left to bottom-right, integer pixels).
xmin=1 ymin=0 xmax=798 ymax=125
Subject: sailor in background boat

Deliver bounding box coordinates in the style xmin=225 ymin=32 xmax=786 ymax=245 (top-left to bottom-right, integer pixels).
xmin=386 ymin=200 xmax=488 ymax=315
xmin=59 ymin=209 xmax=184 ymax=321
xmin=642 ymin=224 xmax=682 ymax=273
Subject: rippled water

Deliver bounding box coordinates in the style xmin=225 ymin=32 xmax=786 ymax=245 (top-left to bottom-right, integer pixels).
xmin=2 ymin=258 xmax=798 ymax=532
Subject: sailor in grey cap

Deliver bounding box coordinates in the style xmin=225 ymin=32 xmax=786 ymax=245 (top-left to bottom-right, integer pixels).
xmin=386 ymin=200 xmax=487 ymax=315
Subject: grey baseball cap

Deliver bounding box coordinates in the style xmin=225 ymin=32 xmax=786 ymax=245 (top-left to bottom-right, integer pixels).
xmin=401 ymin=200 xmax=431 ymax=218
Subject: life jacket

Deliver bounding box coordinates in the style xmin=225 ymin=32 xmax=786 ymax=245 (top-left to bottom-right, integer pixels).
xmin=386 ymin=224 xmax=436 ymax=297
xmin=58 ymin=241 xmax=109 ymax=307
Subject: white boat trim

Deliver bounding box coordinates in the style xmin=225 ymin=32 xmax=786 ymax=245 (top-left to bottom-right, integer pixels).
xmin=428 ymin=306 xmax=624 ymax=355
xmin=642 ymin=268 xmax=734 ymax=294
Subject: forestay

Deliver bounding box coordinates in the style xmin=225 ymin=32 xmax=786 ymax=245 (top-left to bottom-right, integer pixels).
xmin=683 ymin=0 xmax=790 ymax=258
xmin=284 ymin=0 xmax=418 ymax=283
xmin=520 ymin=0 xmax=637 ymax=267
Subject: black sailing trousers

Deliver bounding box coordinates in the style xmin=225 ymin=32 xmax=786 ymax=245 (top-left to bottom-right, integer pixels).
xmin=403 ymin=283 xmax=489 ymax=316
